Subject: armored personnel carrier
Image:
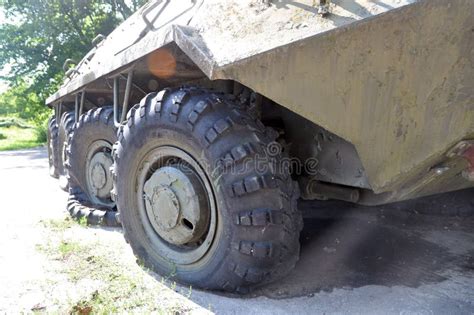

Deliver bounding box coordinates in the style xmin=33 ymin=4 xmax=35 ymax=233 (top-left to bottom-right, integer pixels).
xmin=46 ymin=0 xmax=474 ymax=292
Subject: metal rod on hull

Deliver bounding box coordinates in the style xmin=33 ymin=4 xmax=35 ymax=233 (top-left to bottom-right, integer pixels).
xmin=113 ymin=67 xmax=134 ymax=128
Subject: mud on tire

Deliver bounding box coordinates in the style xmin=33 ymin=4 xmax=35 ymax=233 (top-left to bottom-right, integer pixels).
xmin=112 ymin=87 xmax=303 ymax=292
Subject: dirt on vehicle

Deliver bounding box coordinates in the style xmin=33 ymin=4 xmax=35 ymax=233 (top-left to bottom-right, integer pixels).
xmin=43 ymin=0 xmax=474 ymax=293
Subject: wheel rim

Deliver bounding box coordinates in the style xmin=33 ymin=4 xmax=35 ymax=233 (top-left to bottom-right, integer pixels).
xmin=137 ymin=146 xmax=217 ymax=265
xmin=85 ymin=140 xmax=115 ymax=208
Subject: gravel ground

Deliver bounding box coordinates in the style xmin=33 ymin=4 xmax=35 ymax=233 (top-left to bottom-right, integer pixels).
xmin=0 ymin=147 xmax=473 ymax=314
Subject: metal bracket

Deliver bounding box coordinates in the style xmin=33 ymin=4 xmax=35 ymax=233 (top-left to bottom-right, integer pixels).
xmin=63 ymin=59 xmax=77 ymax=72
xmin=447 ymin=140 xmax=474 ymax=181
xmin=299 ymin=177 xmax=360 ymax=203
xmin=92 ymin=34 xmax=106 ymax=47
xmin=141 ymin=0 xmax=168 ymax=33
xmin=75 ymin=91 xmax=86 ymax=122
xmin=55 ymin=102 xmax=62 ymax=125
xmin=65 ymin=68 xmax=80 ymax=79
xmin=63 ymin=58 xmax=79 ymax=79
xmin=112 ymin=67 xmax=135 ymax=128
xmin=119 ymin=73 xmax=147 ymax=96
xmin=317 ymin=0 xmax=330 ymax=16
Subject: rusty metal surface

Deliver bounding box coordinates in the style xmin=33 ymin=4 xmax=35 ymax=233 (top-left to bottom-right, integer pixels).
xmin=281 ymin=107 xmax=372 ymax=189
xmin=47 ymin=0 xmax=415 ymax=104
xmin=215 ymin=0 xmax=474 ymax=198
xmin=46 ymin=0 xmax=474 ymax=203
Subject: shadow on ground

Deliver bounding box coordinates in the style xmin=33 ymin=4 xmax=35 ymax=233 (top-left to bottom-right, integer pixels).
xmin=0 ymin=147 xmax=48 ymax=170
xmin=248 ymin=188 xmax=474 ymax=299
xmin=91 ymin=187 xmax=474 ymax=300
xmin=0 ymin=147 xmax=47 ymax=160
xmin=27 ymin=134 xmax=469 ymax=301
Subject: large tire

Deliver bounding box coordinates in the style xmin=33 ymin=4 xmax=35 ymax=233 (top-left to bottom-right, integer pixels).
xmin=66 ymin=107 xmax=116 ymax=209
xmin=112 ymin=87 xmax=303 ymax=292
xmin=47 ymin=114 xmax=59 ymax=178
xmin=58 ymin=111 xmax=75 ymax=191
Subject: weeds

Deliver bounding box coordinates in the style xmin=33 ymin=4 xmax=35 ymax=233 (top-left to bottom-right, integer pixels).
xmin=58 ymin=240 xmax=83 ymax=259
xmin=36 ymin=217 xmax=198 ymax=314
xmin=40 ymin=217 xmax=75 ymax=232
xmin=77 ymin=216 xmax=88 ymax=227
xmin=186 ymin=286 xmax=193 ymax=299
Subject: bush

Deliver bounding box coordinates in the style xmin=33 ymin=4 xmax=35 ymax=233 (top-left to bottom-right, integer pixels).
xmin=0 ymin=132 xmax=6 ymax=140
xmin=33 ymin=117 xmax=49 ymax=143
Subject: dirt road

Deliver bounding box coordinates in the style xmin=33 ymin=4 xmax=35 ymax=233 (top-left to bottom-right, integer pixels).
xmin=0 ymin=147 xmax=473 ymax=314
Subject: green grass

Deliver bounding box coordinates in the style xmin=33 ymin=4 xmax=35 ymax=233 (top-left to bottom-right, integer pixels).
xmin=40 ymin=217 xmax=76 ymax=232
xmin=37 ymin=217 xmax=196 ymax=313
xmin=58 ymin=240 xmax=84 ymax=259
xmin=0 ymin=125 xmax=45 ymax=151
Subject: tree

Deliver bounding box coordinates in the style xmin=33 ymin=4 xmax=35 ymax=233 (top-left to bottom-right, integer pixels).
xmin=0 ymin=0 xmax=146 ymax=120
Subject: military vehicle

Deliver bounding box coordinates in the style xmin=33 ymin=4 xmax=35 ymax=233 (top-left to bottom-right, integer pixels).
xmin=45 ymin=0 xmax=474 ymax=292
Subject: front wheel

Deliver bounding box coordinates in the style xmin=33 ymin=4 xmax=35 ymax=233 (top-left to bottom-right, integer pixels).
xmin=112 ymin=87 xmax=302 ymax=292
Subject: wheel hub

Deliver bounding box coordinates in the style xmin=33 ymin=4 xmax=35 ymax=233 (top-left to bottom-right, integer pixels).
xmin=91 ymin=158 xmax=107 ymax=190
xmin=149 ymin=185 xmax=180 ymax=230
xmin=88 ymin=151 xmax=113 ymax=199
xmin=85 ymin=140 xmax=114 ymax=208
xmin=143 ymin=165 xmax=209 ymax=246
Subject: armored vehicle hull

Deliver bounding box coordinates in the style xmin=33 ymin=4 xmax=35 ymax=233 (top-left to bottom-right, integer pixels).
xmin=46 ymin=0 xmax=474 ymax=291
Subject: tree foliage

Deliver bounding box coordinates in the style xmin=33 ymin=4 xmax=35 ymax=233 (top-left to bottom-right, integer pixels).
xmin=0 ymin=82 xmax=47 ymax=123
xmin=0 ymin=0 xmax=146 ymax=123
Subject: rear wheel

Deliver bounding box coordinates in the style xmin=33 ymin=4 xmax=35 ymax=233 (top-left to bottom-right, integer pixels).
xmin=66 ymin=107 xmax=116 ymax=209
xmin=47 ymin=114 xmax=59 ymax=178
xmin=113 ymin=87 xmax=302 ymax=292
